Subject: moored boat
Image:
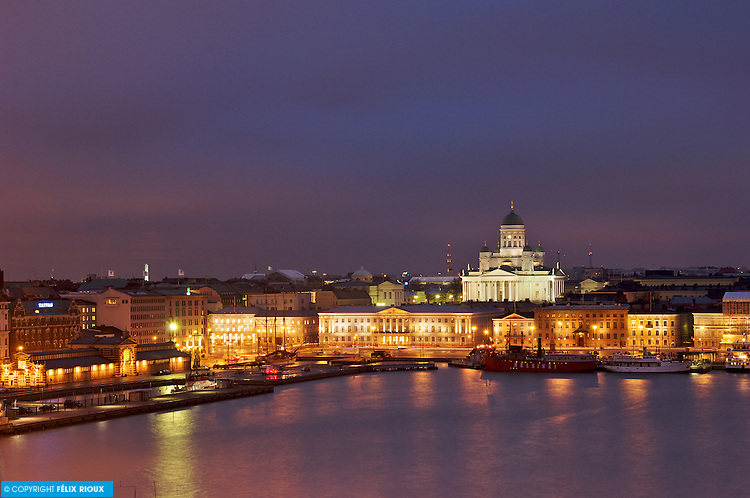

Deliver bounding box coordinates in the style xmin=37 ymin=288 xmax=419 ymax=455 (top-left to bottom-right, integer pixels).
xmin=690 ymin=359 xmax=712 ymax=373
xmin=448 ymin=347 xmax=486 ymax=369
xmin=482 ymin=345 xmax=597 ymax=373
xmin=601 ymin=353 xmax=691 ymax=373
xmin=725 ymin=342 xmax=750 ymax=372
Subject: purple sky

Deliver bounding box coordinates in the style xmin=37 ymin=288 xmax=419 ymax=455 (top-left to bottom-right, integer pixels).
xmin=2 ymin=1 xmax=749 ymax=281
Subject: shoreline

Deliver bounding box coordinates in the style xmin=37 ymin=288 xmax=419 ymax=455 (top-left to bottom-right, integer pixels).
xmin=0 ymin=361 xmax=436 ymax=436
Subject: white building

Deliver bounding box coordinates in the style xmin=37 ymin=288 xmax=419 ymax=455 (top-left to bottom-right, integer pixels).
xmin=318 ymin=305 xmax=500 ymax=348
xmin=462 ymin=204 xmax=565 ymax=303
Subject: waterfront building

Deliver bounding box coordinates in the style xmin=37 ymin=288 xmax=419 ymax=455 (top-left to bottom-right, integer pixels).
xmin=9 ymin=299 xmax=82 ymax=354
xmin=0 ymin=301 xmax=8 ymax=361
xmin=628 ymin=311 xmax=689 ymax=349
xmin=534 ymin=304 xmax=629 ymax=350
xmin=0 ymin=326 xmax=189 ymax=387
xmin=208 ymin=307 xmax=318 ymax=354
xmin=317 ymin=305 xmax=501 ymax=347
xmin=461 ymin=204 xmax=565 ymax=303
xmin=722 ymin=292 xmax=750 ymax=343
xmin=690 ymin=292 xmax=750 ymax=352
xmin=253 ymin=310 xmax=318 ymax=351
xmin=692 ymin=312 xmax=724 ymax=351
xmin=492 ymin=312 xmax=535 ymax=348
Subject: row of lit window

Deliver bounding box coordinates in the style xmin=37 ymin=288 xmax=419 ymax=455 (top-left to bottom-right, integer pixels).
xmin=331 ymin=317 xmax=461 ymax=324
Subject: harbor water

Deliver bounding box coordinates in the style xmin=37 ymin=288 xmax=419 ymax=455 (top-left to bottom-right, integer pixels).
xmin=1 ymin=367 xmax=748 ymax=497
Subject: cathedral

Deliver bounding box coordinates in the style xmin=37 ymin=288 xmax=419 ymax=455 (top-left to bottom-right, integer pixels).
xmin=461 ymin=203 xmax=565 ymax=303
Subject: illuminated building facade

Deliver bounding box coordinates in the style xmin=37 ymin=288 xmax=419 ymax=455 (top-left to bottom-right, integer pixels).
xmin=0 ymin=327 xmax=189 ymax=387
xmin=628 ymin=312 xmax=687 ymax=349
xmin=318 ymin=305 xmax=500 ymax=347
xmin=369 ymin=281 xmax=405 ymax=307
xmin=162 ymin=290 xmax=208 ymax=355
xmin=64 ymin=287 xmax=208 ymax=349
xmin=492 ymin=312 xmax=536 ymax=348
xmin=692 ymin=293 xmax=750 ymax=352
xmin=9 ymin=299 xmax=82 ymax=354
xmin=693 ymin=313 xmax=724 ymax=351
xmin=0 ymin=301 xmax=8 ymax=361
xmin=534 ymin=304 xmax=629 ymax=350
xmin=208 ymin=307 xmax=318 ymax=354
xmin=722 ymin=292 xmax=750 ymax=344
xmin=461 ymin=205 xmax=565 ymax=303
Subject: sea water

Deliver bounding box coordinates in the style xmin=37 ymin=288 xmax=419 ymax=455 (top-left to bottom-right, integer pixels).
xmin=0 ymin=368 xmax=747 ymax=497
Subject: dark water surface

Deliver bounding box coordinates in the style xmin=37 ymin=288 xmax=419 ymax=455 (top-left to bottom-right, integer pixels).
xmin=1 ymin=368 xmax=747 ymax=497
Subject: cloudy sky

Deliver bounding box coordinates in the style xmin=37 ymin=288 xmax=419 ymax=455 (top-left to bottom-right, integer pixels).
xmin=2 ymin=1 xmax=749 ymax=281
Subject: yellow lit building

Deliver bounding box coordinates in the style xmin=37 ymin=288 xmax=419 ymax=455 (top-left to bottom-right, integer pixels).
xmin=493 ymin=312 xmax=536 ymax=348
xmin=628 ymin=312 xmax=686 ymax=349
xmin=208 ymin=307 xmax=318 ymax=355
xmin=535 ymin=304 xmax=629 ymax=350
xmin=318 ymin=305 xmax=499 ymax=348
xmin=692 ymin=313 xmax=724 ymax=351
xmin=0 ymin=301 xmax=8 ymax=361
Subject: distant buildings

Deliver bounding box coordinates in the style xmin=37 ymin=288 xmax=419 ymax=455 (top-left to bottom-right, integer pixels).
xmin=64 ymin=287 xmax=208 ymax=351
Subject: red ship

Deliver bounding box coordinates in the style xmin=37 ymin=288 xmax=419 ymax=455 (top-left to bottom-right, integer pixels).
xmin=482 ymin=344 xmax=597 ymax=373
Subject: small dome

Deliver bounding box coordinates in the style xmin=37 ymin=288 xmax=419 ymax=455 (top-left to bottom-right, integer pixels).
xmin=501 ymin=208 xmax=524 ymax=226
xmin=351 ymin=268 xmax=373 ymax=282
xmin=481 ymin=241 xmax=490 ymax=252
xmin=536 ymin=242 xmax=544 ymax=252
xmin=523 ymin=244 xmax=533 ymax=252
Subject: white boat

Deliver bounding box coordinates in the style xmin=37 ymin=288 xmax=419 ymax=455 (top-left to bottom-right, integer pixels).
xmin=601 ymin=354 xmax=691 ymax=373
xmin=725 ymin=342 xmax=750 ymax=372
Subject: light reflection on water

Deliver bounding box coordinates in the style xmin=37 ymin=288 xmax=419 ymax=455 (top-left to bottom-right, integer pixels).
xmin=1 ymin=369 xmax=749 ymax=497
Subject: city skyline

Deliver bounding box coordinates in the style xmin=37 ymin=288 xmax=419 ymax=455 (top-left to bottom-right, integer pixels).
xmin=2 ymin=2 xmax=750 ymax=281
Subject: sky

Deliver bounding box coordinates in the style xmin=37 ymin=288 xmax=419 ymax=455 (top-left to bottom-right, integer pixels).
xmin=2 ymin=1 xmax=749 ymax=281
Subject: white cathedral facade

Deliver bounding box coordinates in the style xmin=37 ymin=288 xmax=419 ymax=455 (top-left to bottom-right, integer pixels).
xmin=461 ymin=204 xmax=565 ymax=303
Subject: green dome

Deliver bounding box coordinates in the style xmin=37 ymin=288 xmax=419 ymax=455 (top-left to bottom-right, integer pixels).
xmin=501 ymin=209 xmax=524 ymax=226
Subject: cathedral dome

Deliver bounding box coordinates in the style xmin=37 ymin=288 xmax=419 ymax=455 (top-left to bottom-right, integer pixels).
xmin=501 ymin=209 xmax=524 ymax=226
xmin=351 ymin=268 xmax=373 ymax=282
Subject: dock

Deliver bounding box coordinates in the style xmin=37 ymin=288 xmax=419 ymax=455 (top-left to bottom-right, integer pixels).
xmin=0 ymin=385 xmax=273 ymax=436
xmin=1 ymin=361 xmax=437 ymax=435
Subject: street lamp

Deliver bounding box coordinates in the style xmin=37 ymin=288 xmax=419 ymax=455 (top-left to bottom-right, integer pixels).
xmin=530 ymin=325 xmax=535 ymax=341
xmin=420 ymin=327 xmax=424 ymax=358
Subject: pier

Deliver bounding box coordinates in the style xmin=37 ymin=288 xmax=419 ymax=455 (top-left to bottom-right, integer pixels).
xmin=0 ymin=361 xmax=437 ymax=435
xmin=0 ymin=385 xmax=273 ymax=436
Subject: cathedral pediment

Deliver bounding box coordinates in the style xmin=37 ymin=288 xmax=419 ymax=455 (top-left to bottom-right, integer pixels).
xmin=480 ymin=268 xmax=518 ymax=278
